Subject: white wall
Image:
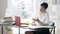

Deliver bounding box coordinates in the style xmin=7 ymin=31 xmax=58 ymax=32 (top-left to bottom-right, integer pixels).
xmin=0 ymin=0 xmax=7 ymax=19
xmin=0 ymin=0 xmax=7 ymax=34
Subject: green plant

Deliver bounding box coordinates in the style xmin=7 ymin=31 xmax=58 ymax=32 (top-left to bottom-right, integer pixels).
xmin=5 ymin=26 xmax=12 ymax=31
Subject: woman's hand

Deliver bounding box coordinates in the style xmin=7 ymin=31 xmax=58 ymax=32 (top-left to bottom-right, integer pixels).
xmin=32 ymin=18 xmax=40 ymax=22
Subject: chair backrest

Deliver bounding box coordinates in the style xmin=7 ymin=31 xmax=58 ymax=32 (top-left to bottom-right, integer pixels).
xmin=48 ymin=21 xmax=55 ymax=34
xmin=49 ymin=21 xmax=55 ymax=26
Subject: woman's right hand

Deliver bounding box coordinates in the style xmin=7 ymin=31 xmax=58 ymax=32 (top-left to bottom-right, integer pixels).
xmin=32 ymin=18 xmax=40 ymax=22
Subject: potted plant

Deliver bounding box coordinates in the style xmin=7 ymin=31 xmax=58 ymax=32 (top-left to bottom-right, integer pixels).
xmin=5 ymin=26 xmax=12 ymax=34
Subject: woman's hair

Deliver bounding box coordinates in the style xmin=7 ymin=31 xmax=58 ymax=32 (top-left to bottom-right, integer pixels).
xmin=41 ymin=2 xmax=48 ymax=9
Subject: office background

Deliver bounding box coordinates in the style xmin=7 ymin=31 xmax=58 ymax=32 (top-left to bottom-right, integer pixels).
xmin=0 ymin=0 xmax=60 ymax=34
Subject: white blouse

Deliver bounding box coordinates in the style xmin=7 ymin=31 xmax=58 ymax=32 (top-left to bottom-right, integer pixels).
xmin=38 ymin=12 xmax=49 ymax=26
xmin=30 ymin=11 xmax=49 ymax=26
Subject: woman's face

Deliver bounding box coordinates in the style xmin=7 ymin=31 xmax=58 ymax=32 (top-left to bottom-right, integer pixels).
xmin=40 ymin=6 xmax=46 ymax=12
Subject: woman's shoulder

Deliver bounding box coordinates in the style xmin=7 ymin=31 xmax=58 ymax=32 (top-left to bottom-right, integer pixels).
xmin=45 ymin=12 xmax=49 ymax=16
xmin=45 ymin=11 xmax=49 ymax=15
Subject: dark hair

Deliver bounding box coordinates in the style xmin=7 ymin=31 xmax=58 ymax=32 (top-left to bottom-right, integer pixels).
xmin=41 ymin=2 xmax=48 ymax=9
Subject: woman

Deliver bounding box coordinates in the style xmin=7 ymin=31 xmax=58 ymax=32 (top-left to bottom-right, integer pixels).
xmin=32 ymin=2 xmax=50 ymax=34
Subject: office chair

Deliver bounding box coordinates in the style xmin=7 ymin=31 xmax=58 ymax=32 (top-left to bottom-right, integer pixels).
xmin=49 ymin=21 xmax=56 ymax=34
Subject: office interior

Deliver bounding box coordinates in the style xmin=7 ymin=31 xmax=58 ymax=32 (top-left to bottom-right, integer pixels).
xmin=0 ymin=0 xmax=60 ymax=34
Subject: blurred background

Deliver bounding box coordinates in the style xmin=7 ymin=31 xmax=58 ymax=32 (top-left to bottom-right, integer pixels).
xmin=0 ymin=0 xmax=60 ymax=34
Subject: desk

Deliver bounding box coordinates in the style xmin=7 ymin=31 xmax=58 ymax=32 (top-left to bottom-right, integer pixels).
xmin=20 ymin=26 xmax=55 ymax=34
xmin=0 ymin=22 xmax=12 ymax=34
xmin=20 ymin=28 xmax=36 ymax=34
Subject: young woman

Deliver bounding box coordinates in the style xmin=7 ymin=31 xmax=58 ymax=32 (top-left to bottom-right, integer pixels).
xmin=32 ymin=2 xmax=50 ymax=34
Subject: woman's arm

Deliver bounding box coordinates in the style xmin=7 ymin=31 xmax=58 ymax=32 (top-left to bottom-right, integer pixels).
xmin=32 ymin=14 xmax=49 ymax=26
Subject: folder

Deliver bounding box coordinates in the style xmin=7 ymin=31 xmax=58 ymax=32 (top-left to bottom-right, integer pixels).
xmin=15 ymin=16 xmax=21 ymax=26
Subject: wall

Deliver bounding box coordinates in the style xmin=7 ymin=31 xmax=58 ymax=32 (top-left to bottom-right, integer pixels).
xmin=0 ymin=0 xmax=7 ymax=34
xmin=0 ymin=0 xmax=7 ymax=19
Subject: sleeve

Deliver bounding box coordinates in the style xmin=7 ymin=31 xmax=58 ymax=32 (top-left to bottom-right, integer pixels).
xmin=39 ymin=13 xmax=49 ymax=26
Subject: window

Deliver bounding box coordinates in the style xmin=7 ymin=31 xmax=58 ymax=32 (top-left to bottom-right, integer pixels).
xmin=5 ymin=0 xmax=34 ymax=23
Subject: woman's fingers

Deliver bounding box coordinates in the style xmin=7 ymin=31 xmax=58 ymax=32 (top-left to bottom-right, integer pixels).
xmin=32 ymin=18 xmax=37 ymax=21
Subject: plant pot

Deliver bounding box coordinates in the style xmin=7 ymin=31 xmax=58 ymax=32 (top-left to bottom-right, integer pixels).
xmin=6 ymin=31 xmax=12 ymax=34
